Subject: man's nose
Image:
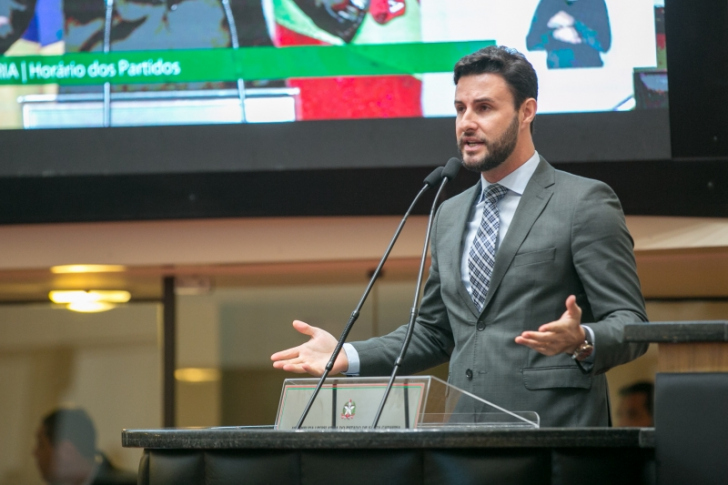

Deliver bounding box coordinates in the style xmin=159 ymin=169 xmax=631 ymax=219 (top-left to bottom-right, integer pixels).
xmin=457 ymin=109 xmax=478 ymax=131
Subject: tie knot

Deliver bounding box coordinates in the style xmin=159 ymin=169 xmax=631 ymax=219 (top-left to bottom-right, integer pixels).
xmin=483 ymin=184 xmax=508 ymax=206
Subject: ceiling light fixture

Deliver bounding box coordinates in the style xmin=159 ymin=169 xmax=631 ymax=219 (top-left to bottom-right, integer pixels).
xmin=50 ymin=264 xmax=127 ymax=274
xmin=66 ymin=301 xmax=117 ymax=313
xmin=48 ymin=290 xmax=131 ymax=312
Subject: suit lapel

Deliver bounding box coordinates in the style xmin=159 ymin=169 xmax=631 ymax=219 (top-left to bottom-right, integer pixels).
xmin=480 ymin=157 xmax=556 ymax=314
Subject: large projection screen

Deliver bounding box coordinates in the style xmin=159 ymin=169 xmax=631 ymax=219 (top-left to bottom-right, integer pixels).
xmin=0 ymin=0 xmax=692 ymax=223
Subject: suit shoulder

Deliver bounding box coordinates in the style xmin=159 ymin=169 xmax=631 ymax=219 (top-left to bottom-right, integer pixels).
xmin=548 ymin=167 xmax=628 ymax=225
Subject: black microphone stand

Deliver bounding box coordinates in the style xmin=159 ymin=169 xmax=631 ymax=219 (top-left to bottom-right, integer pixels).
xmin=294 ymin=167 xmax=444 ymax=429
xmin=371 ymin=158 xmax=461 ymax=428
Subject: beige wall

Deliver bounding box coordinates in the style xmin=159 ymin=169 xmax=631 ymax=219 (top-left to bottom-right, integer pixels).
xmin=0 ymin=215 xmax=725 ymax=271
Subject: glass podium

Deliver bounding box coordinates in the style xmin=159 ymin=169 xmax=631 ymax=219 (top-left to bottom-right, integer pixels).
xmin=275 ymin=376 xmax=539 ymax=430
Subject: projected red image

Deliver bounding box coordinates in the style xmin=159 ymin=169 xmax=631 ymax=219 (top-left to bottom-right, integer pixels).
xmin=273 ymin=0 xmax=422 ymax=120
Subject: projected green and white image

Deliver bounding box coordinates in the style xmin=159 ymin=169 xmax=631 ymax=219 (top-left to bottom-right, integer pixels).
xmin=0 ymin=0 xmax=664 ymax=129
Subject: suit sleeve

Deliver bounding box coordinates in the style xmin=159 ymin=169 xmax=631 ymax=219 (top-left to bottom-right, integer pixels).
xmin=571 ymin=181 xmax=648 ymax=374
xmin=350 ymin=207 xmax=454 ymax=376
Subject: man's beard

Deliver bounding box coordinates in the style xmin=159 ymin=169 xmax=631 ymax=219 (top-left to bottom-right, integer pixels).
xmin=459 ymin=114 xmax=520 ymax=173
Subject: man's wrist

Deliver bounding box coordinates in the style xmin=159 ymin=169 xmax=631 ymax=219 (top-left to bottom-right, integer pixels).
xmin=571 ymin=326 xmax=594 ymax=361
xmin=567 ymin=325 xmax=588 ymax=355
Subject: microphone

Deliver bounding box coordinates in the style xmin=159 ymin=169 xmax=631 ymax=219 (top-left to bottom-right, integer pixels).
xmin=441 ymin=156 xmax=462 ymax=182
xmin=294 ymin=164 xmax=446 ymax=429
xmin=371 ymin=157 xmax=462 ymax=428
xmin=423 ymin=166 xmax=445 ymax=187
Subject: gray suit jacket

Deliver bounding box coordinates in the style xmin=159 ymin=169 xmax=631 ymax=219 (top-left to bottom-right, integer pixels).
xmin=351 ymin=157 xmax=648 ymax=427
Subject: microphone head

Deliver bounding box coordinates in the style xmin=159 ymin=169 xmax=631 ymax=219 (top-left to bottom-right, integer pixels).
xmin=442 ymin=157 xmax=462 ymax=181
xmin=423 ymin=166 xmax=444 ymax=187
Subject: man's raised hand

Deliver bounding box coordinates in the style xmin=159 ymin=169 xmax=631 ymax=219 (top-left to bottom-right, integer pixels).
xmin=270 ymin=320 xmax=349 ymax=376
xmin=515 ymin=295 xmax=585 ymax=356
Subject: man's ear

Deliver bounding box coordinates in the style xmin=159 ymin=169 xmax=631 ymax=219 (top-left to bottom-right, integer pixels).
xmin=520 ymin=98 xmax=537 ymax=127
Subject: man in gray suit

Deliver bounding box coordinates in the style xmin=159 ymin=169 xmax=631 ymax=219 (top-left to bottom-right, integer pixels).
xmin=271 ymin=46 xmax=648 ymax=427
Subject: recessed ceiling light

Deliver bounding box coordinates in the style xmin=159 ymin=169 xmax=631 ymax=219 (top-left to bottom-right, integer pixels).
xmin=49 ymin=290 xmax=131 ymax=304
xmin=50 ymin=265 xmax=127 ymax=274
xmin=66 ymin=301 xmax=117 ymax=313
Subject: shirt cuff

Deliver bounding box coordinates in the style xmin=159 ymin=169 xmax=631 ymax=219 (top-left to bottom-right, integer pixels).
xmin=342 ymin=343 xmax=360 ymax=376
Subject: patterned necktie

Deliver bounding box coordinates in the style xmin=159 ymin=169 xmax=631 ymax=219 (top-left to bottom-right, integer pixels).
xmin=468 ymin=183 xmax=509 ymax=311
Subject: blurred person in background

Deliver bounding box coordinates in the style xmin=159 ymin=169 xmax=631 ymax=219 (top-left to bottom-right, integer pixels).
xmin=33 ymin=406 xmax=136 ymax=485
xmin=616 ymin=381 xmax=654 ymax=427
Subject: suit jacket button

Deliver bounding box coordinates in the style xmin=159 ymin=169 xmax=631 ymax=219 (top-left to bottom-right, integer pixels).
xmin=465 ymin=369 xmax=473 ymax=380
xmin=477 ymin=322 xmax=485 ymax=331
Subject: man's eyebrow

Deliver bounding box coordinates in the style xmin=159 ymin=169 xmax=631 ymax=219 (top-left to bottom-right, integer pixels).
xmin=454 ymin=97 xmax=497 ymax=104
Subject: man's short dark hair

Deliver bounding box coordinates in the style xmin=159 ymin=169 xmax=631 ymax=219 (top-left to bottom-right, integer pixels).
xmin=619 ymin=381 xmax=654 ymax=416
xmin=454 ymin=45 xmax=539 ymax=110
xmin=41 ymin=407 xmax=97 ymax=461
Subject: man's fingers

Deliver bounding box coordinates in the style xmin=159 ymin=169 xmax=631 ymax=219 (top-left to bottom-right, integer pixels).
xmin=515 ymin=336 xmax=558 ymax=356
xmin=272 ymin=355 xmax=303 ymax=368
xmin=515 ymin=335 xmax=530 ymax=345
xmin=537 ymin=322 xmax=561 ymax=333
xmin=275 ymin=354 xmax=317 ymax=373
xmin=281 ymin=363 xmax=311 ymax=374
xmin=534 ymin=297 xmax=581 ymax=332
xmin=516 ymin=334 xmax=545 ymax=347
xmin=281 ymin=362 xmax=322 ymax=376
xmin=519 ymin=330 xmax=552 ymax=341
xmin=565 ymin=295 xmax=582 ymax=318
xmin=515 ymin=336 xmax=547 ymax=352
xmin=292 ymin=319 xmax=317 ymax=336
xmin=272 ymin=321 xmax=322 ymax=361
xmin=517 ymin=296 xmax=583 ymax=357
xmin=272 ymin=320 xmax=337 ymax=377
xmin=270 ymin=346 xmax=300 ymax=362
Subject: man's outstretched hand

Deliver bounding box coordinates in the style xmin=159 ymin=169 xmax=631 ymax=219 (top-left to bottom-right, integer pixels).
xmin=270 ymin=320 xmax=349 ymax=376
xmin=515 ymin=295 xmax=585 ymax=356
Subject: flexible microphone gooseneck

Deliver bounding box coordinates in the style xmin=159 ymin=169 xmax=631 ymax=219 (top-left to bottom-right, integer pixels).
xmin=371 ymin=157 xmax=462 ymax=429
xmin=294 ymin=165 xmax=446 ymax=429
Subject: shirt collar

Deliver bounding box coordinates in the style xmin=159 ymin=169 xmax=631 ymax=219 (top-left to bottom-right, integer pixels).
xmin=479 ymin=150 xmax=541 ymax=199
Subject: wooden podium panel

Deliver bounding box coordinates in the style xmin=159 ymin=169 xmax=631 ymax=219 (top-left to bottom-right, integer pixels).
xmin=624 ymin=320 xmax=728 ymax=373
xmin=657 ymin=342 xmax=728 ymax=373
